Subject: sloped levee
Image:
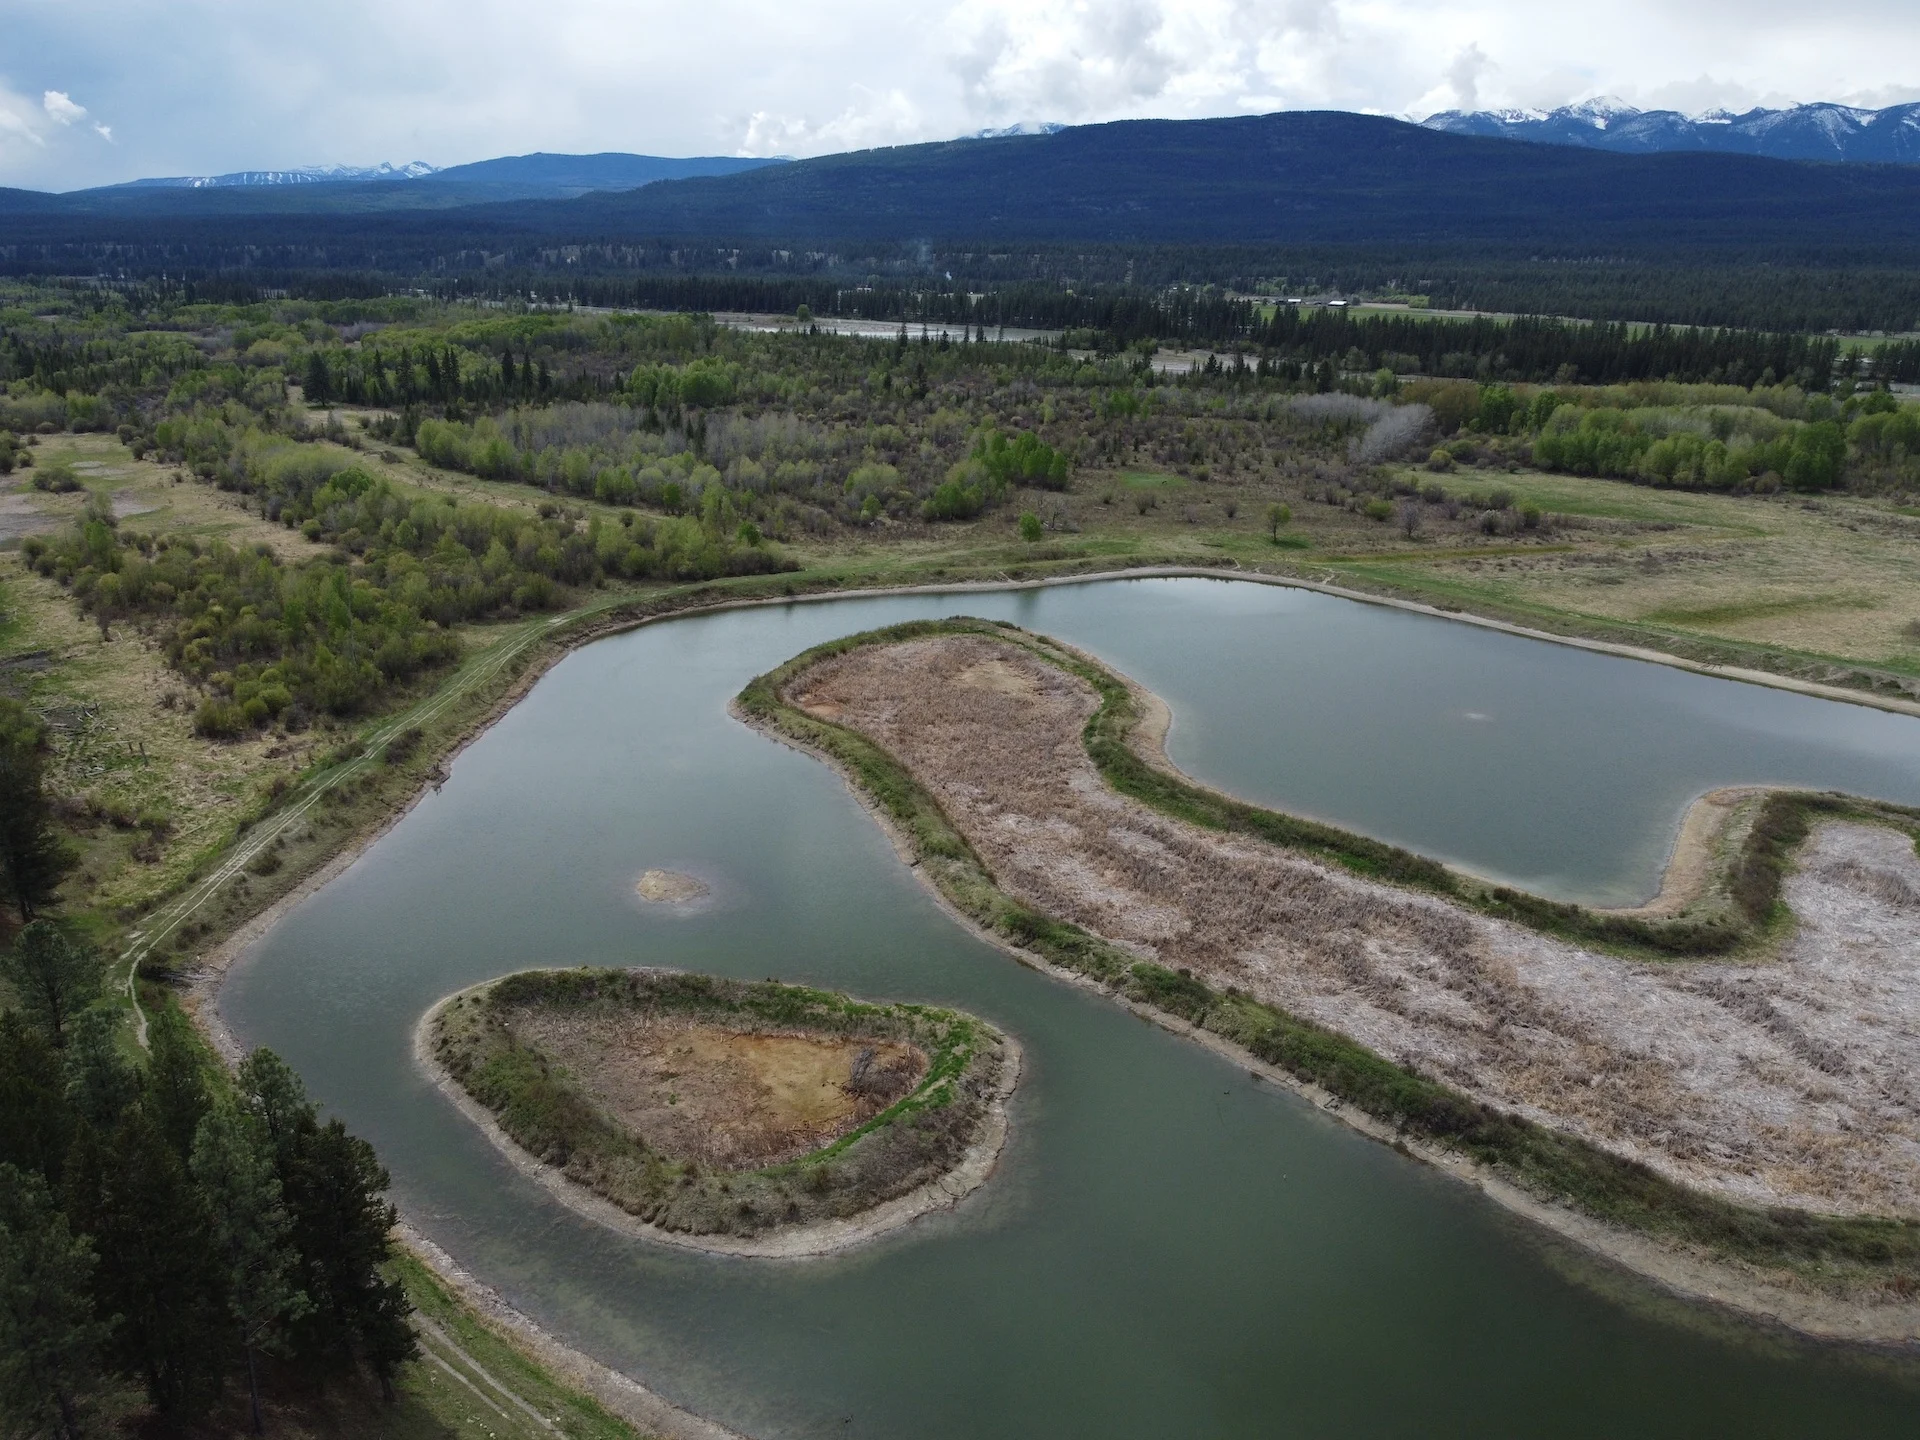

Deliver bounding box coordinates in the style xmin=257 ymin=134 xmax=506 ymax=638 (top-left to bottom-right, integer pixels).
xmin=737 ymin=618 xmax=1920 ymax=1334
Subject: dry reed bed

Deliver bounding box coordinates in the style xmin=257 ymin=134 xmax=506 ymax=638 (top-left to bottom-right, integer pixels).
xmin=789 ymin=635 xmax=1920 ymax=1218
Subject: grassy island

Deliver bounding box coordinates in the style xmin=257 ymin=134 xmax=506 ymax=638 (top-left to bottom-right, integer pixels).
xmin=738 ymin=618 xmax=1920 ymax=1322
xmin=425 ymin=968 xmax=1012 ymax=1247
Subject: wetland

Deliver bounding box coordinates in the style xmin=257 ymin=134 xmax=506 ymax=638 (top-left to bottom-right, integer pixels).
xmin=220 ymin=576 xmax=1920 ymax=1438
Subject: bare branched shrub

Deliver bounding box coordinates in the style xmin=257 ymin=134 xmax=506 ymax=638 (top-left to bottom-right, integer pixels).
xmin=1355 ymin=404 xmax=1436 ymax=464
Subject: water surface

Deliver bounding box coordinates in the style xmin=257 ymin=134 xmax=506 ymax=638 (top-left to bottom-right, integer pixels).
xmin=222 ymin=578 xmax=1920 ymax=1438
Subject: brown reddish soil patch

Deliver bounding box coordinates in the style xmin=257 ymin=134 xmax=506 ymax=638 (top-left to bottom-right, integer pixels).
xmin=788 ymin=632 xmax=1920 ymax=1219
xmin=503 ymin=1008 xmax=925 ymax=1169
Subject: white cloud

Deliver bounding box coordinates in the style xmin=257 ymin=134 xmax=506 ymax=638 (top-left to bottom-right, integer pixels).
xmin=738 ymin=87 xmax=926 ymax=157
xmin=42 ymin=90 xmax=87 ymax=125
xmin=93 ymin=122 xmax=114 ymax=142
xmin=1444 ymin=44 xmax=1492 ymax=112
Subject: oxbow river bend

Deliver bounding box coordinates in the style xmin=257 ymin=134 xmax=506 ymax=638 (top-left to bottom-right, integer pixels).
xmin=222 ymin=577 xmax=1920 ymax=1438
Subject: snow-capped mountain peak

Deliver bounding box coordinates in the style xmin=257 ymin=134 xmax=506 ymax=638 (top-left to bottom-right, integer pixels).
xmin=122 ymin=161 xmax=438 ymax=189
xmin=1421 ymin=100 xmax=1920 ymax=163
xmin=1562 ymin=95 xmax=1640 ymax=128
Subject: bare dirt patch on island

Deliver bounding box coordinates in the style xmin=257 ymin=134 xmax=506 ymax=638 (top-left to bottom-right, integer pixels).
xmin=789 ymin=633 xmax=1920 ymax=1220
xmin=501 ymin=1008 xmax=925 ymax=1169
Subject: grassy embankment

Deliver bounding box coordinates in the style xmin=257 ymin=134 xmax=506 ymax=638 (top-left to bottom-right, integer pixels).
xmin=430 ymin=969 xmax=1004 ymax=1238
xmin=737 ymin=617 xmax=1920 ymax=1295
xmin=295 ymin=1251 xmax=647 ymax=1440
xmin=1347 ymin=464 xmax=1920 ymax=691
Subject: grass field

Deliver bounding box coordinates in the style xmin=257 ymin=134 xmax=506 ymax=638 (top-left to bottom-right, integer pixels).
xmin=1351 ymin=465 xmax=1920 ymax=672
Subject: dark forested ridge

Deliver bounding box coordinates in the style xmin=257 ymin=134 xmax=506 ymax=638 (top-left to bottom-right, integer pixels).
xmin=7 ymin=112 xmax=1920 ymax=333
xmin=0 ymin=153 xmax=786 ymax=214
xmin=537 ymin=111 xmax=1920 ymax=249
xmin=5 ymin=111 xmax=1920 ymax=251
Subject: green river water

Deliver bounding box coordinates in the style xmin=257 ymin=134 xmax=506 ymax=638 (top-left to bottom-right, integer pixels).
xmin=221 ymin=578 xmax=1920 ymax=1438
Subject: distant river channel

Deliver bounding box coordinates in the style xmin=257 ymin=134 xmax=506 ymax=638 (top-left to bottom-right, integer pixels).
xmin=222 ymin=577 xmax=1920 ymax=1438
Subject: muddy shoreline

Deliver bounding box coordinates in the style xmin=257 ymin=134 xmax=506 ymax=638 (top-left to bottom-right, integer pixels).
xmin=414 ymin=985 xmax=1020 ymax=1260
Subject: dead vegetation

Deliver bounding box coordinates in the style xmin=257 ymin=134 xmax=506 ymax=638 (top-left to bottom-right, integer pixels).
xmin=791 ymin=633 xmax=1920 ymax=1219
xmin=502 ymin=1009 xmax=924 ymax=1170
xmin=429 ymin=969 xmax=1006 ymax=1239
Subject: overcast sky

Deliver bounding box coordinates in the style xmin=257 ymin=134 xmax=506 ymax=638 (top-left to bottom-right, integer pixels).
xmin=4 ymin=0 xmax=1918 ymax=190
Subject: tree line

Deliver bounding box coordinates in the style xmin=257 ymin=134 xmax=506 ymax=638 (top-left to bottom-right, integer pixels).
xmin=0 ymin=939 xmax=413 ymax=1434
xmin=3 ymin=681 xmax=415 ymax=1432
xmin=1257 ymin=311 xmax=1856 ymax=389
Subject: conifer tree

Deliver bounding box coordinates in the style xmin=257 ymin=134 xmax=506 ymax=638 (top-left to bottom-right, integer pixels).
xmin=239 ymin=1049 xmax=417 ymax=1396
xmin=0 ymin=699 xmax=76 ymax=923
xmin=1 ymin=923 xmax=101 ymax=1049
xmin=302 ymin=350 xmax=333 ymax=405
xmin=145 ymin=1007 xmax=211 ymax=1163
xmin=192 ymin=1105 xmax=308 ymax=1433
xmin=0 ymin=1163 xmax=107 ymax=1440
xmin=64 ymin=1110 xmax=227 ymax=1421
xmin=282 ymin=1119 xmax=417 ymax=1396
xmin=60 ymin=1007 xmax=141 ymax=1135
xmin=0 ymin=1015 xmax=74 ymax=1186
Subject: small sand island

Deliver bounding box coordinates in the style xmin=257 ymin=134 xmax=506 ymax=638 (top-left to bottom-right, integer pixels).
xmin=422 ymin=968 xmax=1016 ymax=1256
xmin=738 ymin=618 xmax=1920 ymax=1336
xmin=634 ymin=868 xmax=709 ymax=904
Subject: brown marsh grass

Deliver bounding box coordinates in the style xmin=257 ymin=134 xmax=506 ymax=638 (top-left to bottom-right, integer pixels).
xmin=793 ymin=634 xmax=1920 ymax=1218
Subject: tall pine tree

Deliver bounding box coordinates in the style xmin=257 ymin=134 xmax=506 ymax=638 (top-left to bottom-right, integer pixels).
xmin=191 ymin=1105 xmax=308 ymax=1433
xmin=239 ymin=1050 xmax=417 ymax=1395
xmin=1 ymin=923 xmax=101 ymax=1049
xmin=0 ymin=1164 xmax=107 ymax=1440
xmin=64 ymin=1110 xmax=227 ymax=1421
xmin=0 ymin=699 xmax=76 ymax=923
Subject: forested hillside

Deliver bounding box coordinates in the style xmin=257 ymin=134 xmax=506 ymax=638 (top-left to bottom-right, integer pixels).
xmin=8 ymin=112 xmax=1920 ymax=333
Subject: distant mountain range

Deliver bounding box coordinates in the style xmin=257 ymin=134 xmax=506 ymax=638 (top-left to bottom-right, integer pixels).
xmin=1422 ymin=99 xmax=1920 ymax=163
xmin=5 ymin=113 xmax=1920 ymax=264
xmin=34 ymin=152 xmax=786 ymax=210
xmin=522 ymin=111 xmax=1920 ymax=250
xmin=117 ymin=161 xmax=440 ymax=188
